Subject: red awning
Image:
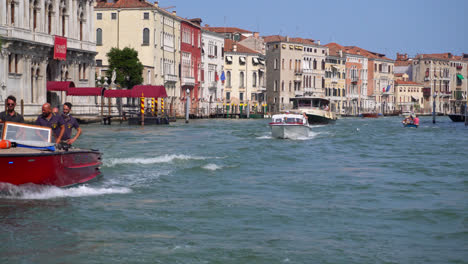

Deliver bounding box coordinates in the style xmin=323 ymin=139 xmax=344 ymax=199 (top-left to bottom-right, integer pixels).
xmin=47 ymin=81 xmax=75 ymax=92
xmin=67 ymin=87 xmax=105 ymax=96
xmin=103 ymin=89 xmax=133 ymax=98
xmin=131 ymin=85 xmax=167 ymax=98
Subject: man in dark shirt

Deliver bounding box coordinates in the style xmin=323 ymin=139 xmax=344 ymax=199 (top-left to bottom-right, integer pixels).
xmin=61 ymin=102 xmax=81 ymax=145
xmin=0 ymin=95 xmax=24 ymax=123
xmin=35 ymin=103 xmax=65 ymax=144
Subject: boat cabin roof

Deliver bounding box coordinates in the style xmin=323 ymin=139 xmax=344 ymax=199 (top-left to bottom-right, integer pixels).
xmin=290 ymin=97 xmax=330 ymax=109
xmin=271 ymin=114 xmax=306 ymax=123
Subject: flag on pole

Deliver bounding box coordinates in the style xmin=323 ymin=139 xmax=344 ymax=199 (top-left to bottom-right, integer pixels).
xmin=220 ymin=71 xmax=226 ymax=83
xmin=386 ymin=85 xmax=391 ymax=92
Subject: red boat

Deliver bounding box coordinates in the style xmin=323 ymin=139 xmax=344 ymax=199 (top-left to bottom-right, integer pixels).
xmin=0 ymin=122 xmax=102 ymax=187
xmin=361 ymin=113 xmax=379 ymax=118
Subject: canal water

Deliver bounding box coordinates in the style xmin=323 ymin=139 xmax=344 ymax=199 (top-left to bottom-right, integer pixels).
xmin=1 ymin=116 xmax=467 ymax=264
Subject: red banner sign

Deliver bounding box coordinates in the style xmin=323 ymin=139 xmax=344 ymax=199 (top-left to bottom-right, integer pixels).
xmin=54 ymin=36 xmax=67 ymax=61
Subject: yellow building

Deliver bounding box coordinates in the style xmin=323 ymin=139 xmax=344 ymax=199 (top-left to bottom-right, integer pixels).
xmin=395 ymin=79 xmax=424 ymax=114
xmin=324 ymin=44 xmax=346 ymax=114
xmin=94 ymin=0 xmax=182 ymax=116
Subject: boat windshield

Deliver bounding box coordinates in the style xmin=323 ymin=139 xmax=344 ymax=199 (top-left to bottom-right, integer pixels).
xmin=2 ymin=122 xmax=52 ymax=143
xmin=292 ymin=98 xmax=328 ymax=109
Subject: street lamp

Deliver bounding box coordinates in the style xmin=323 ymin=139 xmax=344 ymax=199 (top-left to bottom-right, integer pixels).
xmin=185 ymin=88 xmax=190 ymax=123
xmin=432 ymin=91 xmax=437 ymax=124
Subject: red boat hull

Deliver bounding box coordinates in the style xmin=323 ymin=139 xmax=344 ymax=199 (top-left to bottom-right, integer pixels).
xmin=0 ymin=149 xmax=102 ymax=187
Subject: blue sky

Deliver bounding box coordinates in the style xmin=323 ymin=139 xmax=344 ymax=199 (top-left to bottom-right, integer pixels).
xmin=168 ymin=0 xmax=467 ymax=59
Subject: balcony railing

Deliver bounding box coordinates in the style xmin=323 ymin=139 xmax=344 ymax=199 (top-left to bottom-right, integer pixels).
xmin=258 ymin=86 xmax=267 ymax=91
xmin=164 ymin=74 xmax=178 ymax=83
xmin=209 ymin=82 xmax=217 ymax=89
xmin=182 ymin=77 xmax=195 ymax=86
xmin=295 ymin=91 xmax=304 ymax=96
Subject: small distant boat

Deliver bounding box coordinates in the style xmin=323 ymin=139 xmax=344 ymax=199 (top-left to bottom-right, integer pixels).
xmin=290 ymin=97 xmax=337 ymax=124
xmin=269 ymin=113 xmax=310 ymax=139
xmin=361 ymin=113 xmax=379 ymax=118
xmin=403 ymin=123 xmax=418 ymax=128
xmin=0 ymin=122 xmax=102 ymax=187
xmin=448 ymin=114 xmax=466 ymax=122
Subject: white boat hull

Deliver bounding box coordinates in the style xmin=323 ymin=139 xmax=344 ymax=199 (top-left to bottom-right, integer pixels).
xmin=270 ymin=124 xmax=310 ymax=139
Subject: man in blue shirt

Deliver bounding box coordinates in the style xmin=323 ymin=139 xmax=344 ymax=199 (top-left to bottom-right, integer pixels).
xmin=35 ymin=103 xmax=65 ymax=144
xmin=0 ymin=95 xmax=24 ymax=123
xmin=61 ymin=102 xmax=81 ymax=145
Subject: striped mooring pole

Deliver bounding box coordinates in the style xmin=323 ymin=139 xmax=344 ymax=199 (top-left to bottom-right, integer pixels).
xmin=161 ymin=98 xmax=164 ymax=115
xmin=140 ymin=94 xmax=145 ymax=126
xmin=151 ymin=98 xmax=155 ymax=116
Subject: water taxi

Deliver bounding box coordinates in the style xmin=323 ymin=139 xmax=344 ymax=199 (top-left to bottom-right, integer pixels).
xmin=290 ymin=97 xmax=337 ymax=124
xmin=0 ymin=122 xmax=102 ymax=187
xmin=269 ymin=113 xmax=310 ymax=139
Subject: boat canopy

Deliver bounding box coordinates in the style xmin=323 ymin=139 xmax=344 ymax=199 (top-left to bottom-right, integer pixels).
xmin=271 ymin=114 xmax=306 ymax=124
xmin=290 ymin=97 xmax=330 ymax=109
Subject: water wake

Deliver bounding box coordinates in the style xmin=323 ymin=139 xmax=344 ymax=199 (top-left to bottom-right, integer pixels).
xmin=0 ymin=183 xmax=131 ymax=200
xmin=202 ymin=163 xmax=223 ymax=171
xmin=104 ymin=154 xmax=208 ymax=167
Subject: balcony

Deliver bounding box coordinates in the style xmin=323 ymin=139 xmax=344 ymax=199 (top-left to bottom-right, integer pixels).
xmin=331 ymin=77 xmax=338 ymax=83
xmin=294 ymin=70 xmax=303 ymax=75
xmin=209 ymin=82 xmax=217 ymax=90
xmin=456 ymin=65 xmax=463 ymax=70
xmin=304 ymin=87 xmax=314 ymax=93
xmin=164 ymin=74 xmax=178 ymax=83
xmin=455 ymin=90 xmax=465 ymax=100
xmin=422 ymin=87 xmax=431 ymax=97
xmin=295 ymin=90 xmax=304 ymax=96
xmin=182 ymin=77 xmax=195 ymax=86
xmin=258 ymin=85 xmax=267 ymax=91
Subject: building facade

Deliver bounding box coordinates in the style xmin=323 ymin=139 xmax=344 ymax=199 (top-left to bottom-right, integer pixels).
xmin=94 ymin=0 xmax=183 ymax=116
xmin=200 ymin=29 xmax=224 ymax=115
xmin=395 ymin=79 xmax=425 ymax=114
xmin=324 ymin=43 xmax=346 ymax=113
xmin=1 ymin=0 xmax=97 ymax=117
xmin=180 ymin=19 xmax=201 ymax=115
xmin=411 ymin=53 xmax=467 ymax=115
xmin=223 ymin=39 xmax=265 ymax=113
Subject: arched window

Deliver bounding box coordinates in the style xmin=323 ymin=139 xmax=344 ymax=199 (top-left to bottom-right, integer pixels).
xmin=226 ymin=71 xmax=231 ymax=87
xmin=61 ymin=8 xmax=66 ymax=36
xmin=143 ymin=28 xmax=150 ymax=45
xmin=313 ymin=59 xmax=317 ymax=70
xmin=321 ymin=60 xmax=325 ymax=70
xmin=252 ymin=72 xmax=257 ymax=87
xmin=281 ymin=81 xmax=284 ymax=91
xmin=48 ymin=5 xmax=53 ymax=34
xmin=96 ymin=28 xmax=103 ymax=45
xmin=11 ymin=2 xmax=15 ymax=25
xmin=239 ymin=72 xmax=244 ymax=88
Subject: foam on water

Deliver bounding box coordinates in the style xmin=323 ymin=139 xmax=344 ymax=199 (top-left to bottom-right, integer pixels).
xmin=104 ymin=154 xmax=208 ymax=167
xmin=202 ymin=163 xmax=223 ymax=171
xmin=0 ymin=183 xmax=131 ymax=200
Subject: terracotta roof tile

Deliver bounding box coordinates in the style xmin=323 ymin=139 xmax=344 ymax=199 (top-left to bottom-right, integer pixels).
xmin=395 ymin=80 xmax=424 ymax=86
xmin=262 ymin=35 xmax=316 ymax=45
xmin=224 ymin=39 xmax=260 ymax=54
xmin=95 ymin=0 xmax=154 ymax=8
xmin=204 ymin=27 xmax=252 ymax=34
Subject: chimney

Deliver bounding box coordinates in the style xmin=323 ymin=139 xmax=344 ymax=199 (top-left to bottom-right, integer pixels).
xmin=154 ymin=1 xmax=158 ymax=7
xmin=253 ymin=32 xmax=259 ymax=39
xmin=317 ymin=40 xmax=320 ymax=45
xmin=286 ymin=36 xmax=289 ymax=42
xmin=172 ymin=10 xmax=176 ymax=15
xmin=339 ymin=50 xmax=343 ymax=57
xmin=233 ymin=44 xmax=237 ymax=52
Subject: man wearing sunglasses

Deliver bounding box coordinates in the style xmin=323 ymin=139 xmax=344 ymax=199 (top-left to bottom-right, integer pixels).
xmin=0 ymin=95 xmax=25 ymax=123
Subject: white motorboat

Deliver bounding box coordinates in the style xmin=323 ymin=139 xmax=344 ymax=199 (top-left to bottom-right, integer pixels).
xmin=269 ymin=113 xmax=310 ymax=139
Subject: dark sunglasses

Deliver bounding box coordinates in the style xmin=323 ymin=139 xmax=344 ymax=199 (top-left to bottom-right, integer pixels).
xmin=7 ymin=103 xmax=15 ymax=106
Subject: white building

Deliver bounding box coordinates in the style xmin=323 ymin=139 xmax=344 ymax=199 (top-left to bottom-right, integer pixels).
xmin=0 ymin=0 xmax=97 ymax=118
xmin=200 ymin=29 xmax=224 ymax=115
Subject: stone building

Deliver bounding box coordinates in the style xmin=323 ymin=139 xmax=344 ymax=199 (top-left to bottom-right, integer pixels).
xmin=1 ymin=0 xmax=97 ymax=118
xmin=94 ymin=0 xmax=183 ymax=115
xmin=200 ymin=29 xmax=224 ymax=115
xmin=324 ymin=43 xmax=347 ymax=114
xmin=223 ymin=39 xmax=265 ymax=113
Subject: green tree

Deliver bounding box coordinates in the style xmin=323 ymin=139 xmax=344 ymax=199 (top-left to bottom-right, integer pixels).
xmin=106 ymin=47 xmax=144 ymax=89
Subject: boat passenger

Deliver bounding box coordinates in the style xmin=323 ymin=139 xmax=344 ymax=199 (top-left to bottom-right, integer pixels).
xmin=0 ymin=95 xmax=24 ymax=123
xmin=35 ymin=103 xmax=65 ymax=144
xmin=413 ymin=115 xmax=420 ymax=126
xmin=61 ymin=102 xmax=82 ymax=145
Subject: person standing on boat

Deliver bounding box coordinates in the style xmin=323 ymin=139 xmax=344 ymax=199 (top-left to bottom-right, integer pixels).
xmin=61 ymin=102 xmax=81 ymax=145
xmin=413 ymin=115 xmax=420 ymax=126
xmin=0 ymin=95 xmax=24 ymax=123
xmin=35 ymin=103 xmax=65 ymax=144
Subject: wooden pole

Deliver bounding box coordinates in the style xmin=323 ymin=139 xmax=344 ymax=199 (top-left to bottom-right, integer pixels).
xmin=140 ymin=94 xmax=145 ymax=127
xmin=20 ymin=99 xmax=24 ymax=116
